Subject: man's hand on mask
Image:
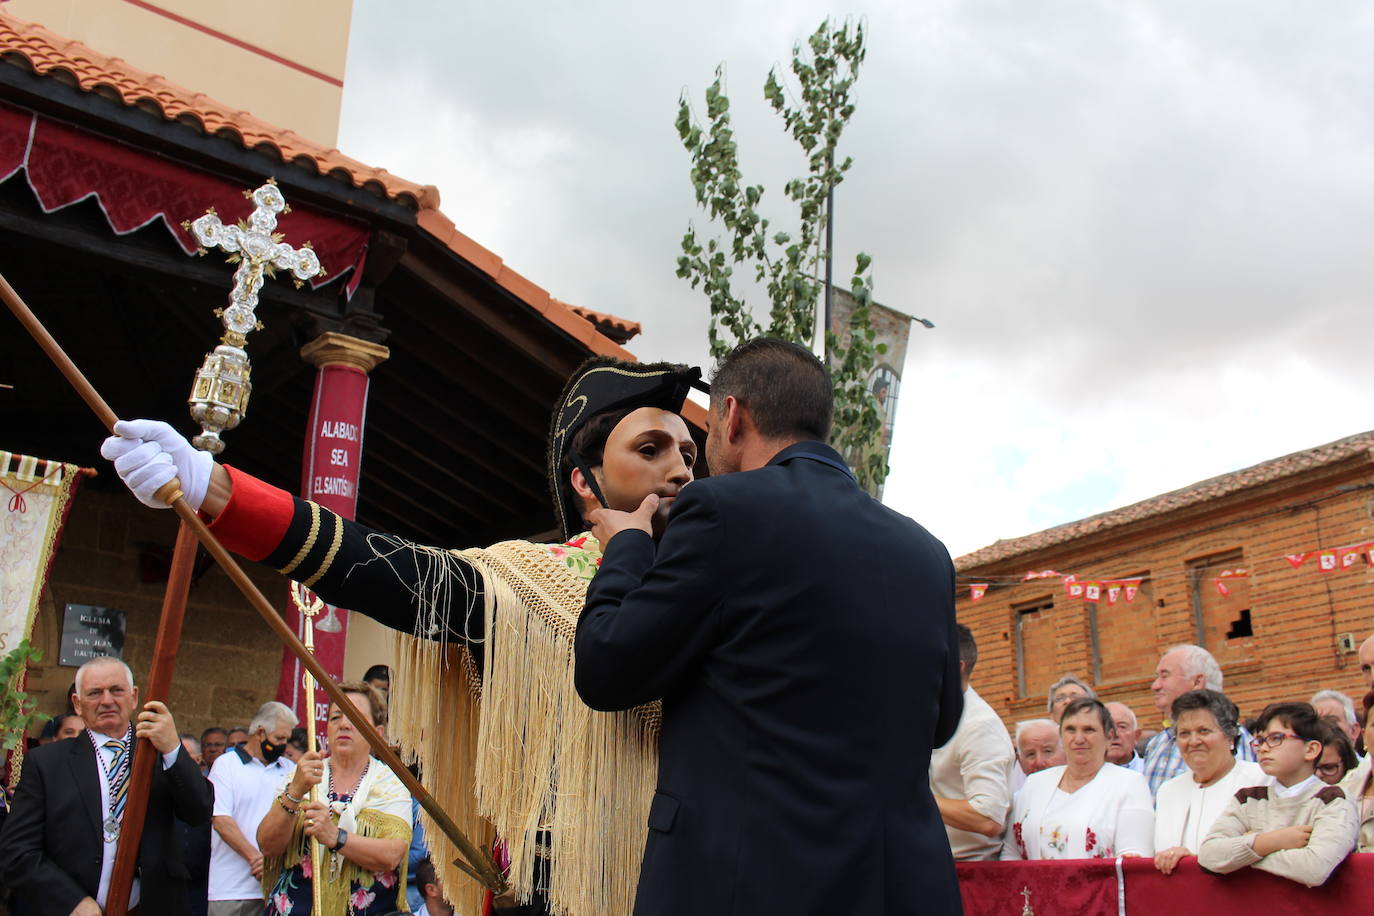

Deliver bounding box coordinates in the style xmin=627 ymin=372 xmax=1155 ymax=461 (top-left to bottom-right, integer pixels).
xmin=588 ymin=493 xmax=659 ymax=548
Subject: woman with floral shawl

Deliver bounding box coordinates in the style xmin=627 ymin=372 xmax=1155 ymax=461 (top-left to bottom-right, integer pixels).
xmin=257 ymin=682 xmax=412 ymax=915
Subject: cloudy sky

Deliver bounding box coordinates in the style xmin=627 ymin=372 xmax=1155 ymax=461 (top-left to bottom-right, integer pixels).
xmin=338 ymin=0 xmax=1374 ymax=559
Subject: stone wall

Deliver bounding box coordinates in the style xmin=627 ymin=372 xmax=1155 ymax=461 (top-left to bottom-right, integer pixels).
xmin=25 ymin=487 xmax=287 ymax=738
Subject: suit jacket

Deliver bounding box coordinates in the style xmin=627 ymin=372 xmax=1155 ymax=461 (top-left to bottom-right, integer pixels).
xmin=575 ymin=441 xmax=964 ymax=916
xmin=0 ymin=733 xmax=213 ymax=916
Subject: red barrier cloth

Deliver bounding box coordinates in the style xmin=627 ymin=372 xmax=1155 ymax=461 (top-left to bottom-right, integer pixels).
xmin=0 ymin=101 xmax=32 ymax=181
xmin=956 ymin=859 xmax=1121 ymax=915
xmin=0 ymin=102 xmax=367 ymax=287
xmin=956 ymin=854 xmax=1374 ymax=915
xmin=274 ymin=364 xmax=373 ymax=735
xmin=1121 ymin=854 xmax=1371 ymax=914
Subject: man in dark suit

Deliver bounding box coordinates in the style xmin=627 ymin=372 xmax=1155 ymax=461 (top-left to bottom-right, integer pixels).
xmin=0 ymin=656 xmax=213 ymax=915
xmin=575 ymin=337 xmax=964 ymax=916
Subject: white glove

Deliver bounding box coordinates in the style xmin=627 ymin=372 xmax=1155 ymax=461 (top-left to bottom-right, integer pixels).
xmin=100 ymin=419 xmax=213 ymax=510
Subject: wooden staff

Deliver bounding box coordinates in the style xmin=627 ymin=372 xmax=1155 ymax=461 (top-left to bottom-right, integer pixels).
xmin=0 ymin=272 xmax=508 ymax=902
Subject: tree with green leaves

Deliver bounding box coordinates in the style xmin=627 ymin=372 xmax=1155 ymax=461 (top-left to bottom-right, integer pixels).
xmin=0 ymin=640 xmax=47 ymax=751
xmin=676 ymin=17 xmax=891 ymax=491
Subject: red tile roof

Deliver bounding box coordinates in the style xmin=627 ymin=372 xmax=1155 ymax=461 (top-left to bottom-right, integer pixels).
xmin=0 ymin=9 xmax=650 ymax=365
xmin=955 ymin=430 xmax=1374 ymax=571
xmin=558 ymin=301 xmax=642 ymax=344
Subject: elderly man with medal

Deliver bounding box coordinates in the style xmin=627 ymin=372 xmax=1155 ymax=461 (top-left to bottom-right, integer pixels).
xmin=100 ymin=354 xmax=706 ymax=916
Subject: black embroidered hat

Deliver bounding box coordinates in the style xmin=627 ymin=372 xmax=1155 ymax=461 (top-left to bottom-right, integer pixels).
xmin=547 ymin=357 xmax=706 ymax=541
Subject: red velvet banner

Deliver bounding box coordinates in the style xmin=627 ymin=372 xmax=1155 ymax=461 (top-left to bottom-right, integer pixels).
xmin=275 ymin=364 xmax=372 ymax=738
xmin=956 ymin=853 xmax=1373 ymax=914
xmin=0 ymin=101 xmax=367 ymax=288
xmin=0 ymin=101 xmax=30 ymax=181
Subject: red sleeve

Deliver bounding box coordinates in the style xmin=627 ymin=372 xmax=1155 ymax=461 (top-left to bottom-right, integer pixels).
xmin=206 ymin=465 xmax=295 ymax=562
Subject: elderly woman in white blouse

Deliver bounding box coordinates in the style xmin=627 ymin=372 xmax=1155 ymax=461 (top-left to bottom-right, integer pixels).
xmin=1153 ymin=689 xmax=1265 ymax=873
xmin=1002 ymin=697 xmax=1155 ymax=860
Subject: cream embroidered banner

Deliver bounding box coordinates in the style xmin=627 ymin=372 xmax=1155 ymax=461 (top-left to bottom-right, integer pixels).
xmin=0 ymin=451 xmax=83 ymax=653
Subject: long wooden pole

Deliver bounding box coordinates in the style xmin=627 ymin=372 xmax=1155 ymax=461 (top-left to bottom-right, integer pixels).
xmin=0 ymin=271 xmax=508 ymax=896
xmin=105 ymin=521 xmax=198 ymax=914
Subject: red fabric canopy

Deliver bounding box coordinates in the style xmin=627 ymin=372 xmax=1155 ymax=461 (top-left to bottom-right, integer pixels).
xmin=0 ymin=100 xmax=368 ymax=290
xmin=957 ymin=854 xmax=1373 ymax=914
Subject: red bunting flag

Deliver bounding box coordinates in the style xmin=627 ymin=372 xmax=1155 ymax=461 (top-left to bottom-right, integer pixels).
xmin=1062 ymin=574 xmax=1078 ymax=595
xmin=1319 ymin=550 xmax=1339 ymax=572
xmin=1285 ymin=552 xmax=1309 ymax=569
xmin=1084 ymin=582 xmax=1101 ymax=602
xmin=1067 ymin=581 xmax=1085 ymax=598
xmin=1341 ymin=547 xmax=1364 ymax=570
xmin=1106 ymin=584 xmax=1122 ymax=605
xmin=1022 ymin=569 xmax=1062 ymax=581
xmin=969 ymin=584 xmax=988 ymax=602
xmin=1366 ymin=544 xmax=1374 ymax=565
xmin=1213 ymin=568 xmax=1249 ymax=596
xmin=1122 ymin=578 xmax=1143 ymax=602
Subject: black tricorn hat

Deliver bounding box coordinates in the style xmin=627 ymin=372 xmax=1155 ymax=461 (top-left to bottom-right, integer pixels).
xmin=547 ymin=357 xmax=707 ymax=541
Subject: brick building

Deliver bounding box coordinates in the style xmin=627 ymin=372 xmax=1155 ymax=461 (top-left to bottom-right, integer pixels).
xmin=955 ymin=431 xmax=1374 ymax=737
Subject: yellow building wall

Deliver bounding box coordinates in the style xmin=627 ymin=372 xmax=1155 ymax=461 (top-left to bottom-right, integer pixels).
xmin=6 ymin=0 xmax=352 ymax=146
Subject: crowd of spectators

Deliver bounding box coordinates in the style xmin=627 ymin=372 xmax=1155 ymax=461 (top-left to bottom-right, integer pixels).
xmin=932 ymin=628 xmax=1374 ymax=886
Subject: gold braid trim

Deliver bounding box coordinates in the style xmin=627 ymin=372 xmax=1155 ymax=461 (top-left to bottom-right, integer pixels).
xmin=260 ymin=809 xmax=412 ymax=914
xmin=303 ymin=510 xmax=345 ymax=588
xmin=385 ymin=539 xmax=659 ymax=916
xmin=279 ymin=501 xmax=321 ymax=576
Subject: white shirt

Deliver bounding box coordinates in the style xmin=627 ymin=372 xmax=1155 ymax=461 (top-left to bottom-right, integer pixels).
xmin=1154 ymin=759 xmax=1265 ymax=853
xmin=208 ymin=746 xmax=297 ymax=900
xmin=1002 ymin=763 xmax=1155 ymax=860
xmin=89 ymin=729 xmax=181 ymax=910
xmin=929 ymin=686 xmax=1015 ymax=860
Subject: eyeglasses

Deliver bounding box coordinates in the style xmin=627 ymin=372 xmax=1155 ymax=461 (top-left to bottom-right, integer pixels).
xmin=1249 ymin=732 xmax=1302 ymax=750
xmin=1316 ymin=763 xmax=1344 ymax=776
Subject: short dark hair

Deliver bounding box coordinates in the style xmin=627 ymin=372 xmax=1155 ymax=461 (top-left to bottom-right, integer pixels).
xmin=955 ymin=624 xmax=977 ymax=676
xmin=416 ymin=856 xmax=439 ymax=893
xmin=555 ymin=406 xmax=635 ymax=532
xmin=1255 ymin=701 xmax=1323 ymax=746
xmin=288 ymin=726 xmax=309 ymax=753
xmin=201 ymin=727 xmax=227 ymax=743
xmin=1171 ymin=689 xmax=1242 ymax=751
xmin=1320 ymin=723 xmax=1358 ymax=774
xmin=710 ymin=337 xmax=833 ymax=442
xmin=363 ymin=664 xmax=390 ymax=684
xmin=1060 ymin=696 xmax=1115 ymax=737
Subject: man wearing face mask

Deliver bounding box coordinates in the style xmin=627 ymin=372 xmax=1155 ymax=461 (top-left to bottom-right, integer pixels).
xmin=207 ymin=701 xmax=298 ymax=916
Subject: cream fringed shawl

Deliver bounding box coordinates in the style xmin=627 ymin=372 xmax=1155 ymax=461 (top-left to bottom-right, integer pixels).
xmin=384 ymin=536 xmax=660 ymax=916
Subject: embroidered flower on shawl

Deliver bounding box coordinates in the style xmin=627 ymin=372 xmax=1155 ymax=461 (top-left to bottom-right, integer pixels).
xmin=1047 ymin=826 xmax=1067 ymax=854
xmin=350 ymin=887 xmax=376 ymax=911
xmin=1013 ymin=821 xmax=1026 ymax=857
xmin=375 ymin=870 xmax=397 ymax=888
xmin=271 ymin=891 xmax=291 ymax=914
xmin=301 ymin=856 xmax=313 ymax=879
xmin=1085 ymin=827 xmax=1097 ymax=853
xmin=549 ymin=532 xmax=603 ymax=580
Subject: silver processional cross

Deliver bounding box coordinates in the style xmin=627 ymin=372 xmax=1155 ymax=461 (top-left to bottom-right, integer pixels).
xmin=181 ymin=179 xmax=326 ymax=453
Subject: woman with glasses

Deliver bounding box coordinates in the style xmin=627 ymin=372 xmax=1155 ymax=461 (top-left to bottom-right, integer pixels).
xmin=1338 ymin=690 xmax=1374 ymax=852
xmin=1002 ymin=697 xmax=1154 ymax=860
xmin=1199 ymin=702 xmax=1358 ymax=887
xmin=1153 ymin=690 xmax=1265 ymax=874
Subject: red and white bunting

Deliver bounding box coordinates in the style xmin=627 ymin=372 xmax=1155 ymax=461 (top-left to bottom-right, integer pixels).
xmin=1285 ymin=552 xmax=1309 ymax=569
xmin=1084 ymin=582 xmax=1101 ymax=602
xmin=1122 ymin=578 xmax=1142 ymax=602
xmin=1213 ymin=568 xmax=1249 ymax=597
xmin=1319 ymin=550 xmax=1339 ymax=573
xmin=1367 ymin=543 xmax=1374 ymax=565
xmin=1022 ymin=569 xmax=1062 ymax=581
xmin=969 ymin=584 xmax=988 ymax=602
xmin=1062 ymin=574 xmax=1078 ymax=596
xmin=1106 ymin=584 xmax=1122 ymax=605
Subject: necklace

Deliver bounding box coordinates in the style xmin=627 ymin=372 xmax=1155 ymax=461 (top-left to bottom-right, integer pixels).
xmin=327 ymin=757 xmax=370 ymax=804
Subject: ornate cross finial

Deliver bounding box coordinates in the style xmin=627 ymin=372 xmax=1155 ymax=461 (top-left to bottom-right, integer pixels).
xmin=1020 ymin=885 xmax=1034 ymax=916
xmin=181 ymin=180 xmax=327 ymax=453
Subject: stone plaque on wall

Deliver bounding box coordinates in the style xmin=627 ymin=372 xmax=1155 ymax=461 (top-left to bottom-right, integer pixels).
xmin=59 ymin=604 xmax=126 ymax=667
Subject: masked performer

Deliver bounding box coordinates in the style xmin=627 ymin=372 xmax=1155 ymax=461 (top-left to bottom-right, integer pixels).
xmin=101 ymin=358 xmax=703 ymax=916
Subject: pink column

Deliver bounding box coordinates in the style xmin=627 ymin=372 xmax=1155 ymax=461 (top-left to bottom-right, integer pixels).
xmin=276 ymin=332 xmax=389 ymax=737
